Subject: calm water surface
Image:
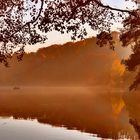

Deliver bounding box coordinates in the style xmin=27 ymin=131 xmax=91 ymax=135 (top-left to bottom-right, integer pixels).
xmin=0 ymin=117 xmax=100 ymax=140
xmin=0 ymin=87 xmax=139 ymax=140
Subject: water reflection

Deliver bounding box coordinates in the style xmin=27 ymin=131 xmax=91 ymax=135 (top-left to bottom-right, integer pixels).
xmin=0 ymin=87 xmax=138 ymax=139
xmin=124 ymin=90 xmax=140 ymax=139
xmin=0 ymin=117 xmax=100 ymax=140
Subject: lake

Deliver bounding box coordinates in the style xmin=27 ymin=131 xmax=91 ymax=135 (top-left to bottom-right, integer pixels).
xmin=0 ymin=86 xmax=139 ymax=140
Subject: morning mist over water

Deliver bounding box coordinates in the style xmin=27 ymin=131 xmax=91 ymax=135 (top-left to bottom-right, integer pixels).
xmin=0 ymin=32 xmax=139 ymax=140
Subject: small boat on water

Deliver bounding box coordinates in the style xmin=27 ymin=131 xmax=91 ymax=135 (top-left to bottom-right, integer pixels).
xmin=13 ymin=86 xmax=20 ymax=90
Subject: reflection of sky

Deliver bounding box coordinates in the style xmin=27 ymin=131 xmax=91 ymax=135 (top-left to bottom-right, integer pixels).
xmin=0 ymin=118 xmax=100 ymax=140
xmin=25 ymin=0 xmax=136 ymax=52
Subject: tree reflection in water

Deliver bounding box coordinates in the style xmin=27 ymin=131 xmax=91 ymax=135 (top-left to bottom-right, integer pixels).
xmin=0 ymin=87 xmax=139 ymax=139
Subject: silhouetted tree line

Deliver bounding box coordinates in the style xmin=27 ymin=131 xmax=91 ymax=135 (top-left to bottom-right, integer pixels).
xmin=0 ymin=0 xmax=140 ymax=90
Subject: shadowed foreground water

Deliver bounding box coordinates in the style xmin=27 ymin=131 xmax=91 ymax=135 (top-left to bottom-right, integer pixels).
xmin=0 ymin=87 xmax=139 ymax=140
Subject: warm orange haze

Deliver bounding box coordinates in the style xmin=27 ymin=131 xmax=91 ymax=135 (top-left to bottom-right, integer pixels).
xmin=0 ymin=32 xmax=139 ymax=139
xmin=0 ymin=32 xmax=130 ymax=86
xmin=0 ymin=0 xmax=140 ymax=140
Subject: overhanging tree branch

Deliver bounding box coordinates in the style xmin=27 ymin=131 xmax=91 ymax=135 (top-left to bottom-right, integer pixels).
xmin=9 ymin=0 xmax=138 ymax=38
xmin=67 ymin=0 xmax=137 ymax=22
xmin=10 ymin=0 xmax=44 ymax=38
xmin=94 ymin=0 xmax=133 ymax=14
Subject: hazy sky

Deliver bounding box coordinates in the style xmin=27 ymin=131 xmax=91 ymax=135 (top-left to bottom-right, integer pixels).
xmin=25 ymin=0 xmax=136 ymax=52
